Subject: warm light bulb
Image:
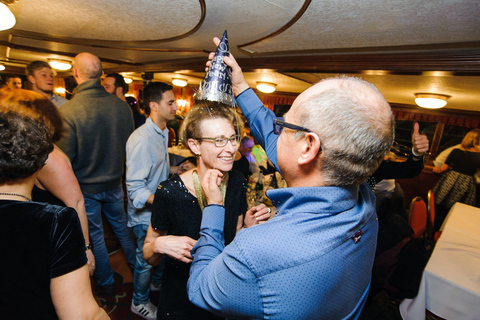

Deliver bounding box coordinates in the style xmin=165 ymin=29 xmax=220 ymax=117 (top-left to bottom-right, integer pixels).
xmin=0 ymin=64 xmax=5 ymax=71
xmin=0 ymin=3 xmax=16 ymax=31
xmin=48 ymin=60 xmax=72 ymax=71
xmin=256 ymin=82 xmax=276 ymax=94
xmin=172 ymin=78 xmax=187 ymax=87
xmin=414 ymin=93 xmax=450 ymax=109
xmin=124 ymin=77 xmax=133 ymax=84
xmin=176 ymin=99 xmax=187 ymax=107
xmin=54 ymin=87 xmax=66 ymax=95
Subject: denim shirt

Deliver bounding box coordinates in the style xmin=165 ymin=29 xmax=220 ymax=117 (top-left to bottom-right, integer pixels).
xmin=126 ymin=117 xmax=170 ymax=226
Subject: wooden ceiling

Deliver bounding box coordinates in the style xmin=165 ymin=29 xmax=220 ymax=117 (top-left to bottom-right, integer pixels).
xmin=1 ymin=0 xmax=479 ymax=112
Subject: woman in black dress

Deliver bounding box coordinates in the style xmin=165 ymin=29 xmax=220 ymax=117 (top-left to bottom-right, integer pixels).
xmin=433 ymin=129 xmax=480 ymax=229
xmin=144 ymin=103 xmax=271 ymax=320
xmin=0 ymin=88 xmax=108 ymax=319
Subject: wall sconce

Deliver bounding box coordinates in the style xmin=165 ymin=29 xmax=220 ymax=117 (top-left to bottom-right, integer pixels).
xmin=172 ymin=78 xmax=187 ymax=87
xmin=54 ymin=87 xmax=66 ymax=95
xmin=256 ymin=81 xmax=277 ymax=94
xmin=48 ymin=59 xmax=72 ymax=71
xmin=176 ymin=99 xmax=187 ymax=108
xmin=0 ymin=1 xmax=16 ymax=31
xmin=414 ymin=93 xmax=451 ymax=109
xmin=0 ymin=64 xmax=5 ymax=71
xmin=124 ymin=77 xmax=133 ymax=84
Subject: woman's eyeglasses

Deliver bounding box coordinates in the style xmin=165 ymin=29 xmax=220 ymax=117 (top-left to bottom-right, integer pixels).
xmin=196 ymin=135 xmax=241 ymax=147
xmin=273 ymin=118 xmax=311 ymax=135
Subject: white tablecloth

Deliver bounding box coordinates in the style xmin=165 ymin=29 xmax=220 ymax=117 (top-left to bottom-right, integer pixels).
xmin=399 ymin=202 xmax=480 ymax=320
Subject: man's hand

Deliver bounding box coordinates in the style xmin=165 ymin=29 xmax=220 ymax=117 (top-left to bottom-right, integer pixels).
xmin=206 ymin=37 xmax=250 ymax=96
xmin=412 ymin=122 xmax=429 ymax=156
xmin=200 ymin=169 xmax=224 ymax=206
xmin=153 ymin=235 xmax=197 ymax=263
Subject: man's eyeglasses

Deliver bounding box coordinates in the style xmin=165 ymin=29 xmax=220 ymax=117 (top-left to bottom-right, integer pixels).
xmin=196 ymin=135 xmax=241 ymax=147
xmin=273 ymin=118 xmax=311 ymax=135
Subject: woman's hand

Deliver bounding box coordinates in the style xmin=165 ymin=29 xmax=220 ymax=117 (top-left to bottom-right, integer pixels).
xmin=244 ymin=203 xmax=272 ymax=228
xmin=153 ymin=235 xmax=197 ymax=263
xmin=86 ymin=249 xmax=95 ymax=276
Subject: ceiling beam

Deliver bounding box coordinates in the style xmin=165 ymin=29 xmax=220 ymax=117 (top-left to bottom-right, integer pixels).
xmin=138 ymin=49 xmax=480 ymax=74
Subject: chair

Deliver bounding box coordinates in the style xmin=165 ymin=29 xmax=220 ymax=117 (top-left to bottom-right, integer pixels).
xmin=427 ymin=189 xmax=435 ymax=230
xmin=167 ymin=127 xmax=176 ymax=147
xmin=408 ymin=197 xmax=427 ymax=238
xmin=427 ymin=190 xmax=442 ymax=242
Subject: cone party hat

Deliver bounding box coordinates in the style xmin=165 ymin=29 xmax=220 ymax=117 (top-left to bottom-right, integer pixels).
xmin=195 ymin=30 xmax=233 ymax=106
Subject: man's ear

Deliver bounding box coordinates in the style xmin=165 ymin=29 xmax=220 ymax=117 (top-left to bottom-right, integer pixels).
xmin=188 ymin=138 xmax=201 ymax=156
xmin=115 ymin=87 xmax=123 ymax=97
xmin=27 ymin=75 xmax=35 ymax=85
xmin=298 ymin=132 xmax=321 ymax=165
xmin=149 ymin=101 xmax=158 ymax=112
xmin=73 ymin=67 xmax=79 ymax=79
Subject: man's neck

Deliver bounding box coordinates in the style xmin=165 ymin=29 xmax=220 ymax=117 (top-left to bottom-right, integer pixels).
xmin=32 ymin=87 xmax=52 ymax=100
xmin=150 ymin=115 xmax=167 ymax=131
xmin=117 ymin=93 xmax=126 ymax=102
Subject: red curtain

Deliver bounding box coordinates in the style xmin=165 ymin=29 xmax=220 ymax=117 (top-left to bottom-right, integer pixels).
xmin=392 ymin=109 xmax=480 ymax=129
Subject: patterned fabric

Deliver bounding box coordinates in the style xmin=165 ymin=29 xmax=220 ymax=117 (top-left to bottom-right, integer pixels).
xmin=433 ymin=170 xmax=476 ymax=208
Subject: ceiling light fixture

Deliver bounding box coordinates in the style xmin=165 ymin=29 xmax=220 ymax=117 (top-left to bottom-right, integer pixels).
xmin=54 ymin=87 xmax=66 ymax=95
xmin=414 ymin=93 xmax=451 ymax=109
xmin=124 ymin=77 xmax=133 ymax=84
xmin=172 ymin=78 xmax=187 ymax=87
xmin=256 ymin=81 xmax=277 ymax=94
xmin=0 ymin=64 xmax=5 ymax=71
xmin=0 ymin=1 xmax=16 ymax=31
xmin=48 ymin=59 xmax=72 ymax=71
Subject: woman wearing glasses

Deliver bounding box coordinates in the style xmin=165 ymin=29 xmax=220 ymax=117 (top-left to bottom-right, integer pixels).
xmin=143 ymin=103 xmax=271 ymax=320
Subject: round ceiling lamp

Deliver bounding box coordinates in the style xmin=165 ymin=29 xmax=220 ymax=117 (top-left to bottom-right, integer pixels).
xmin=0 ymin=64 xmax=5 ymax=71
xmin=0 ymin=2 xmax=16 ymax=31
xmin=414 ymin=93 xmax=451 ymax=109
xmin=48 ymin=59 xmax=72 ymax=71
xmin=256 ymin=81 xmax=277 ymax=94
xmin=172 ymin=78 xmax=187 ymax=87
xmin=124 ymin=77 xmax=133 ymax=84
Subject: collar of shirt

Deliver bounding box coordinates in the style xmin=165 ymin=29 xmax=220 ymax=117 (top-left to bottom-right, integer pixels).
xmin=146 ymin=117 xmax=169 ymax=137
xmin=266 ymin=185 xmax=359 ymax=216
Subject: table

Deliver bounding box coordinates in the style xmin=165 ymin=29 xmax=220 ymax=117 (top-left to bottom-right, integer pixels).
xmin=399 ymin=202 xmax=480 ymax=320
xmin=168 ymin=146 xmax=194 ymax=166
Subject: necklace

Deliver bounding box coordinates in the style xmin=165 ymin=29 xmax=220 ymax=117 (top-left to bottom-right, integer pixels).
xmin=0 ymin=192 xmax=32 ymax=202
xmin=192 ymin=170 xmax=227 ymax=211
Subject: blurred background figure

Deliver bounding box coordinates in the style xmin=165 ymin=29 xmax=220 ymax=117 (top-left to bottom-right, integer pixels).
xmin=26 ymin=60 xmax=68 ymax=108
xmin=238 ymin=136 xmax=260 ymax=175
xmin=0 ymin=88 xmax=108 ymax=319
xmin=433 ymin=128 xmax=480 ymax=229
xmin=5 ymin=74 xmax=22 ymax=89
xmin=103 ymin=72 xmax=128 ymax=102
xmin=126 ymin=96 xmax=147 ymax=129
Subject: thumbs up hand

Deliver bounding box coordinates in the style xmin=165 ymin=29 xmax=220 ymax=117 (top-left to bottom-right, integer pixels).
xmin=412 ymin=122 xmax=429 ymax=156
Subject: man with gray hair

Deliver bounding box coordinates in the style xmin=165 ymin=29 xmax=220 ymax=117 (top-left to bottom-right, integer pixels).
xmin=187 ymin=38 xmax=395 ymax=319
xmin=57 ymin=52 xmax=136 ymax=297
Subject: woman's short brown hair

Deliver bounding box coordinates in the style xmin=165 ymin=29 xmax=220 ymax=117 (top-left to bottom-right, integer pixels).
xmin=0 ymin=88 xmax=57 ymax=182
xmin=180 ymin=101 xmax=244 ymax=152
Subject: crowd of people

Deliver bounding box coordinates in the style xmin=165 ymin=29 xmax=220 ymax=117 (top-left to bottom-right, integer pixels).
xmin=0 ymin=42 xmax=478 ymax=320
